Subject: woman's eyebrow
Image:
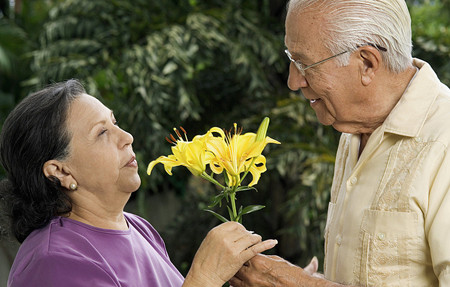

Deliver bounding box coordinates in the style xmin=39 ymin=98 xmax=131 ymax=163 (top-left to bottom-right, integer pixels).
xmin=89 ymin=110 xmax=114 ymax=133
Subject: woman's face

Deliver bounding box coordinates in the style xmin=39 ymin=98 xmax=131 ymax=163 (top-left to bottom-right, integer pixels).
xmin=63 ymin=94 xmax=140 ymax=199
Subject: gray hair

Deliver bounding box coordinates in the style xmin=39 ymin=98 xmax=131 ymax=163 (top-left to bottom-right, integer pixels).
xmin=287 ymin=0 xmax=413 ymax=73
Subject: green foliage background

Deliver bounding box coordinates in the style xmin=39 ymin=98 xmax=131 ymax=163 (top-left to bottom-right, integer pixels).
xmin=0 ymin=0 xmax=449 ymax=278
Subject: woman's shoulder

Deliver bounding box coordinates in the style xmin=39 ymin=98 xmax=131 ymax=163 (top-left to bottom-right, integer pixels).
xmin=124 ymin=212 xmax=167 ymax=251
xmin=9 ymin=245 xmax=119 ymax=286
xmin=124 ymin=212 xmax=160 ymax=239
xmin=14 ymin=217 xmax=109 ymax=261
xmin=9 ymin=217 xmax=119 ymax=286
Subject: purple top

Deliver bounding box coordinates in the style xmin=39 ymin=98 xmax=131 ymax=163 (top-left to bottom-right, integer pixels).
xmin=8 ymin=212 xmax=185 ymax=287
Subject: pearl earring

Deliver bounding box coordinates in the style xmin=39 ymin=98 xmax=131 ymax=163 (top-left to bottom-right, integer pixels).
xmin=69 ymin=183 xmax=77 ymax=191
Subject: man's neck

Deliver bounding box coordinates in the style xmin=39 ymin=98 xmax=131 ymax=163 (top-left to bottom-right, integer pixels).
xmin=358 ymin=65 xmax=418 ymax=157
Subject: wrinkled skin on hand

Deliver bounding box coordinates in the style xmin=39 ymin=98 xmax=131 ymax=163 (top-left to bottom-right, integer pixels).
xmin=183 ymin=222 xmax=278 ymax=287
xmin=229 ymin=254 xmax=307 ymax=287
xmin=230 ymin=254 xmax=328 ymax=287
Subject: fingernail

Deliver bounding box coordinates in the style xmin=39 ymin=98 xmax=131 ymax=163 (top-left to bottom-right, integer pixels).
xmin=268 ymin=239 xmax=278 ymax=247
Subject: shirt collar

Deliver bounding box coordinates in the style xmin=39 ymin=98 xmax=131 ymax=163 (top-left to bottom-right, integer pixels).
xmin=381 ymin=58 xmax=441 ymax=138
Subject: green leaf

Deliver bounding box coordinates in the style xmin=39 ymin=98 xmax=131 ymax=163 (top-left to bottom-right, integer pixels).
xmin=240 ymin=205 xmax=265 ymax=216
xmin=235 ymin=186 xmax=257 ymax=193
xmin=227 ymin=205 xmax=234 ymax=221
xmin=204 ymin=209 xmax=229 ymax=223
xmin=236 ymin=205 xmax=244 ymax=223
xmin=224 ymin=172 xmax=230 ymax=186
xmin=208 ymin=192 xmax=226 ymax=208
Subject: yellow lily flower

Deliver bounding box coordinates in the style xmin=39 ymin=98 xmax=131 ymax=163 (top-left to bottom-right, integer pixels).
xmin=147 ymin=129 xmax=212 ymax=177
xmin=206 ymin=124 xmax=280 ymax=187
xmin=147 ymin=117 xmax=280 ymax=223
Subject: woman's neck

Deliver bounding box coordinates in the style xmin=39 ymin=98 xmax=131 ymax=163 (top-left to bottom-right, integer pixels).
xmin=66 ymin=192 xmax=130 ymax=230
xmin=67 ymin=205 xmax=128 ymax=230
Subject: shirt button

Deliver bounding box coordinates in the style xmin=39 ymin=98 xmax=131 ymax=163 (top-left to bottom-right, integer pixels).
xmin=350 ymin=177 xmax=358 ymax=185
xmin=377 ymin=233 xmax=386 ymax=240
xmin=415 ymin=137 xmax=422 ymax=143
xmin=336 ymin=235 xmax=342 ymax=245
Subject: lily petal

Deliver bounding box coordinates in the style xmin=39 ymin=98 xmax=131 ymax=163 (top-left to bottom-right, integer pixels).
xmin=247 ymin=155 xmax=267 ymax=186
xmin=147 ymin=155 xmax=180 ymax=175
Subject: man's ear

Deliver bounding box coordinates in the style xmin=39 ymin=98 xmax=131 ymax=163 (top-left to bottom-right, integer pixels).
xmin=358 ymin=45 xmax=382 ymax=86
xmin=43 ymin=160 xmax=75 ymax=190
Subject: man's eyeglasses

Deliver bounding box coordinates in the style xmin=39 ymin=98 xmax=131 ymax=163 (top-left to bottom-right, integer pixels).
xmin=285 ymin=44 xmax=387 ymax=76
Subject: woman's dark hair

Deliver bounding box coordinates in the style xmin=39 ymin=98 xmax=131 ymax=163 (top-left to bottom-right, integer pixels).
xmin=0 ymin=79 xmax=85 ymax=243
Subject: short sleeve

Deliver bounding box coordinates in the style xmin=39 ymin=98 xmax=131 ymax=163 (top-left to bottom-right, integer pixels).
xmin=8 ymin=252 xmax=120 ymax=287
xmin=425 ymin=147 xmax=450 ymax=286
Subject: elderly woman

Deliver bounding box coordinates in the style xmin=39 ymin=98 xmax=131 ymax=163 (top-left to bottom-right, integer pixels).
xmin=0 ymin=79 xmax=277 ymax=287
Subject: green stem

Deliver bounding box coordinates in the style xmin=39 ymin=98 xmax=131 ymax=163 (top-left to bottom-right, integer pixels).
xmin=229 ymin=175 xmax=241 ymax=221
xmin=201 ymin=172 xmax=226 ymax=189
xmin=230 ymin=189 xmax=238 ymax=221
xmin=239 ymin=157 xmax=257 ymax=186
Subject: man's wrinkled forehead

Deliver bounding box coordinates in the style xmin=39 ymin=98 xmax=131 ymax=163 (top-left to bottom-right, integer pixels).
xmin=284 ymin=7 xmax=320 ymax=60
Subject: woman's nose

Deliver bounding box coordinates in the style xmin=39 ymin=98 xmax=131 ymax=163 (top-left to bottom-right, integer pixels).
xmin=287 ymin=63 xmax=308 ymax=91
xmin=118 ymin=127 xmax=134 ymax=147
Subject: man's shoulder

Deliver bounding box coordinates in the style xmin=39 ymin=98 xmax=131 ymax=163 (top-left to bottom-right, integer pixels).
xmin=421 ymin=85 xmax=450 ymax=145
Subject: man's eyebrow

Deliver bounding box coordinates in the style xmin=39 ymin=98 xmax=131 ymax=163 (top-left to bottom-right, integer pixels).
xmin=285 ymin=46 xmax=309 ymax=61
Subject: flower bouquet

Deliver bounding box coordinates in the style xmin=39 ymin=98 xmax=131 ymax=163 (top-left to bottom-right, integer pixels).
xmin=147 ymin=117 xmax=280 ymax=223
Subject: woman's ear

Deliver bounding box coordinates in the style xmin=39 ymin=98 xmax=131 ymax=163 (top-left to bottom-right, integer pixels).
xmin=358 ymin=46 xmax=382 ymax=86
xmin=43 ymin=160 xmax=75 ymax=190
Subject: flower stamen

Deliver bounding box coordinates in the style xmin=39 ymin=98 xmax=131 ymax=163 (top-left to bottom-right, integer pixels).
xmin=172 ymin=126 xmax=189 ymax=142
xmin=179 ymin=126 xmax=188 ymax=139
xmin=173 ymin=127 xmax=182 ymax=139
xmin=169 ymin=134 xmax=177 ymax=144
xmin=165 ymin=136 xmax=174 ymax=144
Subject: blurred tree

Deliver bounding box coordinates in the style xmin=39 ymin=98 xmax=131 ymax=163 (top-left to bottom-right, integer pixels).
xmin=0 ymin=0 xmax=9 ymax=18
xmin=0 ymin=0 xmax=56 ymax=124
xmin=0 ymin=2 xmax=56 ymax=285
xmin=409 ymin=0 xmax=450 ymax=85
xmin=0 ymin=19 xmax=26 ymax=123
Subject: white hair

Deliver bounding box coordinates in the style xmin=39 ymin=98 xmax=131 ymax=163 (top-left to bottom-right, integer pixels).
xmin=287 ymin=0 xmax=413 ymax=73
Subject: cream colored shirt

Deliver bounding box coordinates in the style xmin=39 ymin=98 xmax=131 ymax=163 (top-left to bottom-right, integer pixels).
xmin=324 ymin=59 xmax=450 ymax=286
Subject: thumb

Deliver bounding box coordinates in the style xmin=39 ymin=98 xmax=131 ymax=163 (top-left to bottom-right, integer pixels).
xmin=303 ymin=256 xmax=319 ymax=275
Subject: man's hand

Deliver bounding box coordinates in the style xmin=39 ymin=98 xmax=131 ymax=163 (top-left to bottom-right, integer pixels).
xmin=230 ymin=255 xmax=331 ymax=287
xmin=229 ymin=254 xmax=308 ymax=287
xmin=304 ymin=256 xmax=325 ymax=279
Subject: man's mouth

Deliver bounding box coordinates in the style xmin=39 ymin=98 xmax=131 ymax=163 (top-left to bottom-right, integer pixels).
xmin=310 ymin=98 xmax=320 ymax=104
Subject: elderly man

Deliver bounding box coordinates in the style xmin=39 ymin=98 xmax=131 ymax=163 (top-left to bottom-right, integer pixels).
xmin=230 ymin=0 xmax=450 ymax=286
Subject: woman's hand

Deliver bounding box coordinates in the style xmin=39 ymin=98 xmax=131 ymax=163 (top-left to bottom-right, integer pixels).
xmin=183 ymin=221 xmax=278 ymax=287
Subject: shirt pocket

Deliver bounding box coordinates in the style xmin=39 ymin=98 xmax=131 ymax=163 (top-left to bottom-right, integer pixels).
xmin=357 ymin=209 xmax=419 ymax=287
